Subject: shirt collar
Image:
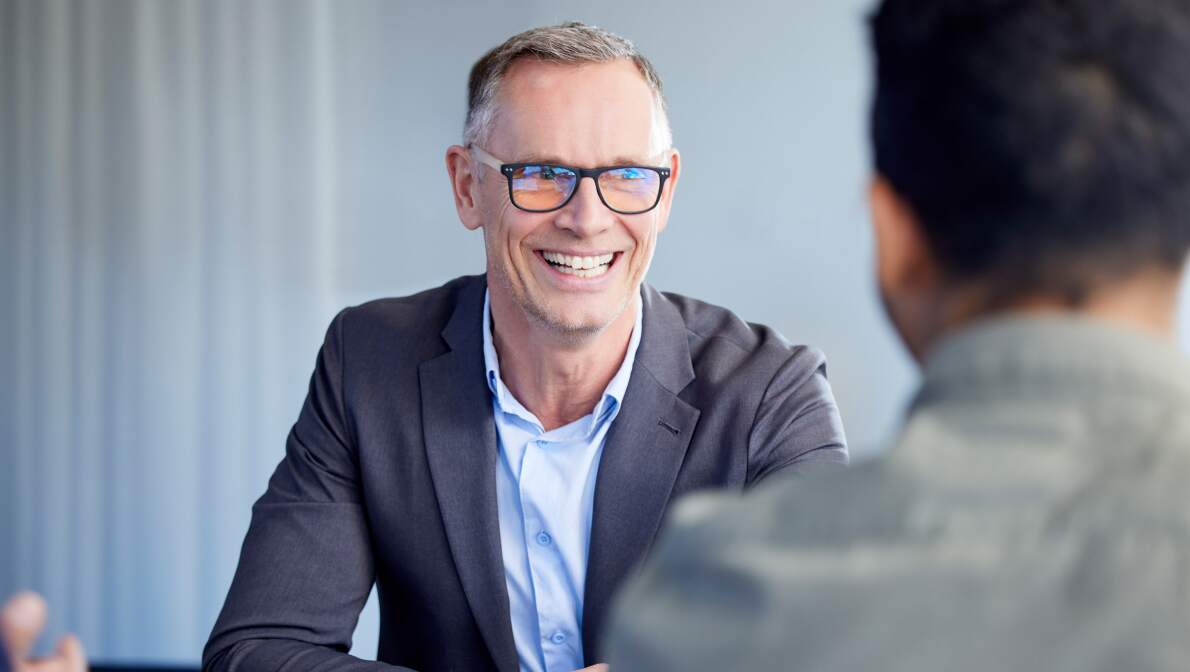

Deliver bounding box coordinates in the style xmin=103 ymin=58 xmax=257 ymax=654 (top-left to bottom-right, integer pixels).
xmin=482 ymin=289 xmax=644 ymax=429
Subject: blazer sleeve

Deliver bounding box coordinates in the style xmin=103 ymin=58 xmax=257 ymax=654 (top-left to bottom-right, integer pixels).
xmin=746 ymin=345 xmax=848 ymax=484
xmin=203 ymin=309 xmax=412 ymax=672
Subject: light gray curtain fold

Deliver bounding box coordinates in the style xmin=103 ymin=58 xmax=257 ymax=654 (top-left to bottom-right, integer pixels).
xmin=1 ymin=0 xmax=350 ymax=662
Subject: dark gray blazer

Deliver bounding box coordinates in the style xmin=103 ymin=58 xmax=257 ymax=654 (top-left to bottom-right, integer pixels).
xmin=203 ymin=274 xmax=847 ymax=672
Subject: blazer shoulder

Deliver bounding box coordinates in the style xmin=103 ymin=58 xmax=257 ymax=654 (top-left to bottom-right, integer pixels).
xmin=334 ymin=274 xmax=483 ymax=358
xmin=657 ymin=289 xmax=826 ymax=373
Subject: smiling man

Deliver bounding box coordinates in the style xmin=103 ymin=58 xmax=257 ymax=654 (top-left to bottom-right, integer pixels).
xmin=203 ymin=22 xmax=847 ymax=672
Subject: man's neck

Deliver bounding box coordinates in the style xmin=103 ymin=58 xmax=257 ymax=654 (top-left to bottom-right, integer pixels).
xmin=490 ymin=290 xmax=639 ymax=432
xmin=929 ymin=268 xmax=1184 ymax=354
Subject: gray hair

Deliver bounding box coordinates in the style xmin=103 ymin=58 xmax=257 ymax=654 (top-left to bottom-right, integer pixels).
xmin=463 ymin=22 xmax=673 ymax=154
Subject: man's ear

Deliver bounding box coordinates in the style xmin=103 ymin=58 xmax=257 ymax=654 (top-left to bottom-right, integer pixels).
xmin=869 ymin=175 xmax=940 ymax=295
xmin=653 ymin=148 xmax=681 ymax=234
xmin=446 ymin=145 xmax=484 ymax=231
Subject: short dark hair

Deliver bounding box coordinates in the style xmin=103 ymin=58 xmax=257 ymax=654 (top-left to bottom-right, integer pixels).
xmin=871 ymin=0 xmax=1190 ymax=298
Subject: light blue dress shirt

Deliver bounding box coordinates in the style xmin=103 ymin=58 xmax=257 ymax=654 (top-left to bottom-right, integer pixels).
xmin=483 ymin=290 xmax=643 ymax=672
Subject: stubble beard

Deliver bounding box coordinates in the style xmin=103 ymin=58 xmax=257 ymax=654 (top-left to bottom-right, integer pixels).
xmin=487 ymin=255 xmax=633 ymax=345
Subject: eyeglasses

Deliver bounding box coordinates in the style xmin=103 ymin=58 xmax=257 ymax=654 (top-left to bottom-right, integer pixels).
xmin=470 ymin=145 xmax=671 ymax=215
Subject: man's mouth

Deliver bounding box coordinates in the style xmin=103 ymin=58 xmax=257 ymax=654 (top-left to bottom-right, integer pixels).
xmin=540 ymin=250 xmax=617 ymax=278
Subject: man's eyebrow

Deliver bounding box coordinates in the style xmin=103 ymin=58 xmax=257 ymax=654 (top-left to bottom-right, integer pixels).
xmin=513 ymin=154 xmax=570 ymax=165
xmin=607 ymin=156 xmax=657 ymax=166
xmin=513 ymin=155 xmax=659 ymax=167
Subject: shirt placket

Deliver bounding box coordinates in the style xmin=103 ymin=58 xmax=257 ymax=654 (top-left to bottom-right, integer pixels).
xmin=518 ymin=436 xmax=582 ymax=671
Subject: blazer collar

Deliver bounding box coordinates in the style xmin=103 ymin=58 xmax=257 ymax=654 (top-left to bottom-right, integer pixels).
xmin=427 ymin=275 xmax=700 ymax=668
xmin=440 ymin=274 xmax=488 ymax=354
xmin=421 ymin=275 xmax=519 ymax=672
xmin=581 ymin=283 xmax=700 ymax=663
xmin=635 ymin=283 xmax=696 ymax=394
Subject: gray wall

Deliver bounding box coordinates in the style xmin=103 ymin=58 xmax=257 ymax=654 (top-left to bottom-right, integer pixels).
xmin=2 ymin=0 xmax=1188 ymax=665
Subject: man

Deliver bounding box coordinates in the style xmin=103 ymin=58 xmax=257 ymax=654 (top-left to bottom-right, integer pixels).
xmin=203 ymin=22 xmax=847 ymax=672
xmin=0 ymin=592 xmax=86 ymax=672
xmin=607 ymin=0 xmax=1190 ymax=670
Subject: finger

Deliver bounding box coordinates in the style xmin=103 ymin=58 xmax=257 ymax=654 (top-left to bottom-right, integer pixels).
xmin=57 ymin=634 xmax=87 ymax=672
xmin=26 ymin=657 xmax=76 ymax=672
xmin=25 ymin=635 xmax=87 ymax=672
xmin=0 ymin=591 xmax=48 ymax=664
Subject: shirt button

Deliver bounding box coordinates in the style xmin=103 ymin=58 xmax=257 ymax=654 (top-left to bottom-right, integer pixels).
xmin=536 ymin=531 xmax=552 ymax=546
xmin=550 ymin=631 xmax=567 ymax=645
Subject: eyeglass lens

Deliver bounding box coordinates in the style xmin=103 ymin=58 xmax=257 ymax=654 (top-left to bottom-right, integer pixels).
xmin=509 ymin=165 xmax=661 ymax=213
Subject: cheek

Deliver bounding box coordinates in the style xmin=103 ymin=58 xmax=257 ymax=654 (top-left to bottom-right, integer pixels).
xmin=494 ymin=211 xmax=557 ymax=273
xmin=875 ymin=256 xmax=897 ymax=302
xmin=485 ymin=204 xmax=529 ymax=252
xmin=625 ymin=215 xmax=653 ymax=243
xmin=628 ymin=219 xmax=659 ymax=262
xmin=478 ymin=179 xmax=516 ymax=230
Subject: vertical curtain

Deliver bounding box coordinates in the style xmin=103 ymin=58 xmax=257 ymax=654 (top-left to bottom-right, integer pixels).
xmin=0 ymin=0 xmax=363 ymax=662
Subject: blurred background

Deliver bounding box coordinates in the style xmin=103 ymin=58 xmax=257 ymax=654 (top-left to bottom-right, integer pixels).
xmin=2 ymin=0 xmax=1188 ymax=667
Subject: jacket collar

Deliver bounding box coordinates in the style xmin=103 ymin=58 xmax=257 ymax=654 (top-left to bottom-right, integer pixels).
xmin=917 ymin=314 xmax=1190 ymax=411
xmin=426 ymin=274 xmax=700 ymax=667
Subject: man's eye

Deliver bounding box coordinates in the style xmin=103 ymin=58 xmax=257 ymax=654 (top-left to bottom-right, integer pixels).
xmin=540 ymin=166 xmax=556 ymax=180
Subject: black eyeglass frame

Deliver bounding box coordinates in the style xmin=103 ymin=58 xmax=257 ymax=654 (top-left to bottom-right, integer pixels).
xmin=469 ymin=145 xmax=672 ymax=215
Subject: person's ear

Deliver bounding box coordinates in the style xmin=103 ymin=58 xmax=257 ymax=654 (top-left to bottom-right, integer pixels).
xmin=652 ymin=148 xmax=681 ymax=233
xmin=869 ymin=175 xmax=940 ymax=296
xmin=446 ymin=145 xmax=484 ymax=231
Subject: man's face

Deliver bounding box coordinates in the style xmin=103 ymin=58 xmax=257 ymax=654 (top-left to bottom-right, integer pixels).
xmin=470 ymin=58 xmax=677 ymax=336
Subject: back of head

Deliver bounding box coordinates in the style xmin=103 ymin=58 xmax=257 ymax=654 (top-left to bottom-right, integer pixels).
xmin=871 ymin=0 xmax=1190 ymax=300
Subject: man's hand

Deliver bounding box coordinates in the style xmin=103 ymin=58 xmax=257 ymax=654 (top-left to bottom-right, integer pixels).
xmin=575 ymin=666 xmax=608 ymax=671
xmin=0 ymin=592 xmax=87 ymax=672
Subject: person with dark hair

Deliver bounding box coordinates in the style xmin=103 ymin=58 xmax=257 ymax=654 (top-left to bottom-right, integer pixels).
xmin=605 ymin=0 xmax=1190 ymax=669
xmin=204 ymin=21 xmax=847 ymax=672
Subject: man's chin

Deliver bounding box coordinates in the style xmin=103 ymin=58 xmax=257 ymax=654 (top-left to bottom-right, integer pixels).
xmin=523 ymin=298 xmax=627 ymax=339
xmin=531 ymin=310 xmax=613 ymax=338
xmin=508 ymin=280 xmax=637 ymax=340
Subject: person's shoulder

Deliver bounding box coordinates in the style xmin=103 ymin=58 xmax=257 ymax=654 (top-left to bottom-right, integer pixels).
xmin=656 ymin=288 xmax=797 ymax=356
xmin=606 ymin=456 xmax=922 ymax=670
xmin=659 ymin=456 xmax=915 ymax=558
xmin=652 ymin=287 xmax=827 ymax=380
xmin=323 ymin=275 xmax=483 ymax=362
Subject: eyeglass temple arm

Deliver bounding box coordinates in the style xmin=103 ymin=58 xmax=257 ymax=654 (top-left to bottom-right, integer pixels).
xmin=468 ymin=145 xmax=505 ymax=172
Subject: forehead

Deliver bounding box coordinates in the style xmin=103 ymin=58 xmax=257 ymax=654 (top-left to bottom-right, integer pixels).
xmin=487 ymin=58 xmax=661 ymax=165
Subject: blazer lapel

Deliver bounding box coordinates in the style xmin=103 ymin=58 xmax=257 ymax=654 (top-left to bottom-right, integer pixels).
xmin=420 ymin=277 xmax=519 ymax=672
xmin=581 ymin=285 xmax=701 ymax=664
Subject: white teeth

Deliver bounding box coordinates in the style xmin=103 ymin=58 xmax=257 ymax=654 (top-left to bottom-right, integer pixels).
xmin=553 ymin=264 xmax=609 ymax=278
xmin=542 ymin=251 xmax=615 ymax=272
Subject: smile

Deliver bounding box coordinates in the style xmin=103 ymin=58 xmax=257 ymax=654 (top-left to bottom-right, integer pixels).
xmin=540 ymin=250 xmax=617 ymax=278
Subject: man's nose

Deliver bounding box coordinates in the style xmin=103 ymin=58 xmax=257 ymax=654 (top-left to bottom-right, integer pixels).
xmin=554 ymin=176 xmax=613 ymax=237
